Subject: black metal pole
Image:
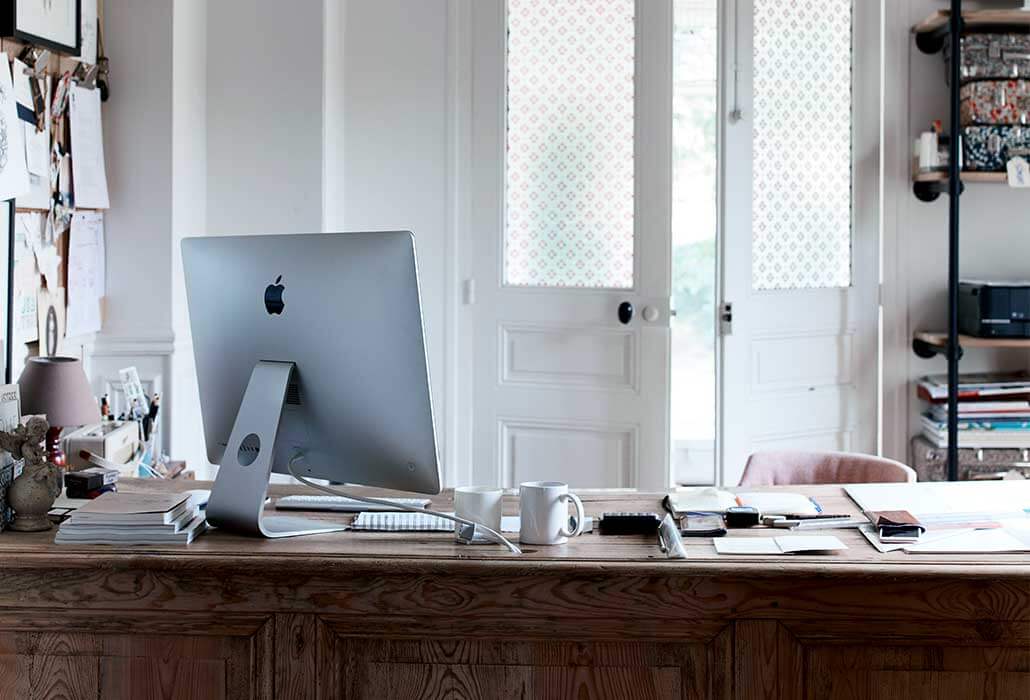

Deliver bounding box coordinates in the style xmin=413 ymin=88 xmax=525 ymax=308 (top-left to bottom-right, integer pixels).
xmin=947 ymin=0 xmax=963 ymax=481
xmin=4 ymin=200 xmax=13 ymax=385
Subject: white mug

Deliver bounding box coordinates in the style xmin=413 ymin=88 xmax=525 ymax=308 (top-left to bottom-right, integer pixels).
xmin=454 ymin=486 xmax=503 ymax=534
xmin=519 ymin=481 xmax=585 ymax=545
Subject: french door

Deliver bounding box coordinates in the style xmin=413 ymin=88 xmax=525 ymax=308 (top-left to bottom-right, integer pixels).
xmin=719 ymin=0 xmax=881 ymax=486
xmin=465 ymin=0 xmax=674 ymax=489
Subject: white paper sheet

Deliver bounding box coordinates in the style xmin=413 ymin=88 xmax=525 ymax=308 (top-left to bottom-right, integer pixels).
xmin=735 ymin=492 xmax=821 ymax=516
xmin=714 ymin=535 xmax=847 ymax=555
xmin=13 ymin=213 xmax=42 ymax=346
xmin=857 ymin=524 xmax=976 ymax=553
xmin=77 ymin=0 xmax=99 ymax=65
xmin=905 ymin=528 xmax=1030 ymax=554
xmin=69 ymin=85 xmax=109 ymax=208
xmin=713 ymin=538 xmax=781 ymax=555
xmin=12 ymin=59 xmax=35 ymax=126
xmin=65 ymin=211 xmax=105 ymax=338
xmin=845 ymin=481 xmax=1030 ymax=519
xmin=0 ymin=55 xmax=31 ymax=200
xmin=21 ymin=76 xmax=51 ymax=203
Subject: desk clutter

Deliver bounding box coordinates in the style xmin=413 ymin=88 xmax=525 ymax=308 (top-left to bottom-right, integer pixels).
xmin=54 ymin=490 xmax=206 ymax=545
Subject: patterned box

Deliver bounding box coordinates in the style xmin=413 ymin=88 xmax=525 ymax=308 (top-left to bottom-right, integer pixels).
xmin=960 ymin=79 xmax=1030 ymax=126
xmin=946 ymin=33 xmax=1030 ymax=83
xmin=962 ymin=125 xmax=1030 ymax=171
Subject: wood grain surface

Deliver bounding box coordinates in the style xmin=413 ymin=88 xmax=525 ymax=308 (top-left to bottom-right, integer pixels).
xmin=0 ymin=481 xmax=1023 ymax=698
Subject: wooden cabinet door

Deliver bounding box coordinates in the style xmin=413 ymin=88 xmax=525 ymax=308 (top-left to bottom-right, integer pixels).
xmin=318 ymin=624 xmax=733 ymax=700
xmin=0 ymin=611 xmax=273 ymax=700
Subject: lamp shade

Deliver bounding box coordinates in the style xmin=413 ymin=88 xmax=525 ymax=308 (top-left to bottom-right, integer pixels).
xmin=18 ymin=357 xmax=100 ymax=427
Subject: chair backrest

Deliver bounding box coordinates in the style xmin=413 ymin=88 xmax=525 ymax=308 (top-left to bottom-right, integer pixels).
xmin=738 ymin=450 xmax=917 ymax=486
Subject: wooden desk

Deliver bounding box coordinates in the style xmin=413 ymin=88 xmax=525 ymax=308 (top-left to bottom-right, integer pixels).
xmin=0 ymin=482 xmax=1025 ymax=699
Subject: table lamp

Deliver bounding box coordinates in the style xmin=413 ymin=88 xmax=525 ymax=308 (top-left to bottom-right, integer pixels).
xmin=18 ymin=357 xmax=100 ymax=468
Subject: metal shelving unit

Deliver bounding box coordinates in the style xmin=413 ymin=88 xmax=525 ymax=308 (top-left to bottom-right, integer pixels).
xmin=910 ymin=3 xmax=1030 ymax=481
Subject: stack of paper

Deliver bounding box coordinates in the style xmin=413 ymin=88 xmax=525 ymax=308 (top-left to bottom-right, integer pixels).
xmin=55 ymin=492 xmax=206 ymax=545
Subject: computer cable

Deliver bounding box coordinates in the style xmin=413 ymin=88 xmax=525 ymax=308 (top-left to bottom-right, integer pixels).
xmin=286 ymin=453 xmax=522 ymax=554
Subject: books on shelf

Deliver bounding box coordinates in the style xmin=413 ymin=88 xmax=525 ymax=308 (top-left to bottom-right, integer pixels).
xmin=920 ymin=414 xmax=1030 ymax=448
xmin=916 ymin=372 xmax=1030 ymax=448
xmin=917 ymin=372 xmax=1030 ymax=403
xmin=55 ymin=491 xmax=207 ymax=545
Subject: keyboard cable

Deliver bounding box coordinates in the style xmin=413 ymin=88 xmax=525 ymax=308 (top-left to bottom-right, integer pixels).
xmin=286 ymin=453 xmax=522 ymax=555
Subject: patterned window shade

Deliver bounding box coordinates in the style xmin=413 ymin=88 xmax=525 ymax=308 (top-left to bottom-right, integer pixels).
xmin=751 ymin=0 xmax=853 ymax=291
xmin=505 ymin=0 xmax=635 ymax=289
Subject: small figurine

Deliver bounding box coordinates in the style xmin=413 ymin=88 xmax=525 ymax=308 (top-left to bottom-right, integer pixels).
xmin=0 ymin=416 xmax=63 ymax=531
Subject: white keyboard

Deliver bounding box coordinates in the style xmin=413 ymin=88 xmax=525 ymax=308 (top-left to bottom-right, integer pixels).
xmin=274 ymin=494 xmax=430 ymax=513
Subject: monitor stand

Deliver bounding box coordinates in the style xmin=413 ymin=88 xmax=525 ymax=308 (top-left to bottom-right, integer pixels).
xmin=205 ymin=360 xmax=347 ymax=538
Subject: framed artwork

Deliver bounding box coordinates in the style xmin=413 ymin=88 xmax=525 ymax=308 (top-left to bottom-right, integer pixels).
xmin=1 ymin=0 xmax=80 ymax=55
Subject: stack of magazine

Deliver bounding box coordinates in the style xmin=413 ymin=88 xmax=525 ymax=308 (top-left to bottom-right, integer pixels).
xmin=55 ymin=491 xmax=207 ymax=545
xmin=918 ymin=372 xmax=1030 ymax=448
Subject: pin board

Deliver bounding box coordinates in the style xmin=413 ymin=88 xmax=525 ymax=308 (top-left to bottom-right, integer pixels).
xmin=0 ymin=0 xmax=108 ymax=382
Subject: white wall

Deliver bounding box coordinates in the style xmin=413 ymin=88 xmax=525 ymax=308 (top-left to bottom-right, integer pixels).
xmin=882 ymin=0 xmax=1030 ymax=463
xmin=84 ymin=0 xmax=175 ymax=457
xmin=322 ymin=0 xmax=455 ymax=478
xmin=166 ymin=0 xmax=325 ymax=476
xmin=170 ymin=0 xmax=208 ymax=476
xmin=205 ymin=1 xmax=324 ymax=236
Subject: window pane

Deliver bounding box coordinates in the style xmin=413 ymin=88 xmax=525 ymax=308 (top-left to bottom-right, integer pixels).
xmin=505 ymin=0 xmax=635 ymax=289
xmin=751 ymin=0 xmax=853 ymax=291
xmin=671 ymin=0 xmax=717 ymax=485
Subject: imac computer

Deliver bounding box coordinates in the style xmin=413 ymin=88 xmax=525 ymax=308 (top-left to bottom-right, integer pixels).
xmin=182 ymin=231 xmax=443 ymax=538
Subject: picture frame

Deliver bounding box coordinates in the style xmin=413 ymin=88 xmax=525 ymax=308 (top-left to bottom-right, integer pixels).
xmin=0 ymin=0 xmax=81 ymax=55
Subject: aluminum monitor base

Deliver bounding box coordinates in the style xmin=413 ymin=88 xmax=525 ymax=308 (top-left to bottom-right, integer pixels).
xmin=205 ymin=361 xmax=347 ymax=538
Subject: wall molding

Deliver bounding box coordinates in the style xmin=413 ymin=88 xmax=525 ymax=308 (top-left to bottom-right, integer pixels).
xmin=83 ymin=332 xmax=176 ymax=358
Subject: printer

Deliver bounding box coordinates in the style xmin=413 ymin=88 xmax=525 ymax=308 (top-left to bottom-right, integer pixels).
xmin=958 ymin=280 xmax=1030 ymax=338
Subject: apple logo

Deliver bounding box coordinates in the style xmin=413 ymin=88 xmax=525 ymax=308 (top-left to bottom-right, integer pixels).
xmin=264 ymin=275 xmax=285 ymax=315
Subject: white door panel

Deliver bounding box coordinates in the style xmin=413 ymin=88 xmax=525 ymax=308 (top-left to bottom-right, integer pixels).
xmin=720 ymin=0 xmax=881 ymax=487
xmin=467 ymin=0 xmax=673 ymax=490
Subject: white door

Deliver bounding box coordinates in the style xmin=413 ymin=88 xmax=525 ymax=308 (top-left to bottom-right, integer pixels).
xmin=720 ymin=0 xmax=881 ymax=486
xmin=465 ymin=0 xmax=674 ymax=490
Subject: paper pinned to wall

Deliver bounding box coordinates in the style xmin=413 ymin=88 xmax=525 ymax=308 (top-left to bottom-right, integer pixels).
xmin=0 ymin=54 xmax=31 ymax=201
xmin=21 ymin=76 xmax=51 ymax=206
xmin=65 ymin=211 xmax=105 ymax=338
xmin=13 ymin=213 xmax=43 ymax=346
xmin=68 ymin=84 xmax=109 ymax=209
xmin=12 ymin=59 xmax=35 ymax=126
xmin=77 ymin=0 xmax=99 ymax=65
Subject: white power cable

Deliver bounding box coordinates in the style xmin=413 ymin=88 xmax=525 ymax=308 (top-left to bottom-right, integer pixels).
xmin=286 ymin=454 xmax=522 ymax=554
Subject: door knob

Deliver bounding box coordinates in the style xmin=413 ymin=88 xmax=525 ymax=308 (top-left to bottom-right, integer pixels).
xmin=617 ymin=301 xmax=634 ymax=325
xmin=642 ymin=306 xmax=659 ymax=322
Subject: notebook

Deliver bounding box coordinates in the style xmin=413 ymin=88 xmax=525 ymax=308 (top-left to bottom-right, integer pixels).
xmin=350 ymin=512 xmax=594 ymax=533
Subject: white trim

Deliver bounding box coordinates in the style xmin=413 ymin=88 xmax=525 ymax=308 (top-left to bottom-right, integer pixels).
xmin=446 ymin=0 xmax=474 ymax=487
xmin=879 ymin=0 xmax=911 ymax=464
xmin=83 ymin=333 xmax=176 ymax=358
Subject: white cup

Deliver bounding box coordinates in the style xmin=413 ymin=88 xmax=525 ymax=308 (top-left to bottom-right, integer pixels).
xmin=454 ymin=486 xmax=503 ymax=534
xmin=519 ymin=481 xmax=585 ymax=545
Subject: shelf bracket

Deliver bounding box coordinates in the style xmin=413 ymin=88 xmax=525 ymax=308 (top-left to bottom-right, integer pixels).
xmin=913 ymin=178 xmax=964 ymax=203
xmin=912 ymin=337 xmax=963 ymax=361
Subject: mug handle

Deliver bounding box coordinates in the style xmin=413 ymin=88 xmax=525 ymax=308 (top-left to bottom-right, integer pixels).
xmin=559 ymin=493 xmax=585 ymax=537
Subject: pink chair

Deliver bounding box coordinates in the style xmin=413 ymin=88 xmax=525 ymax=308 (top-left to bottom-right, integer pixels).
xmin=738 ymin=450 xmax=917 ymax=486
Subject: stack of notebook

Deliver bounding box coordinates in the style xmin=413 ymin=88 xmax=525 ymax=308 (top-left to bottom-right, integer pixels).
xmin=917 ymin=372 xmax=1030 ymax=448
xmin=55 ymin=491 xmax=207 ymax=545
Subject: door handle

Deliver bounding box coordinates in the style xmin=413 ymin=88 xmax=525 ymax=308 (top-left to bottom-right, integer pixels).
xmin=617 ymin=301 xmax=634 ymax=325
